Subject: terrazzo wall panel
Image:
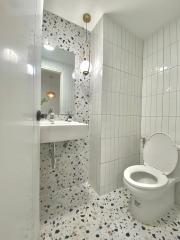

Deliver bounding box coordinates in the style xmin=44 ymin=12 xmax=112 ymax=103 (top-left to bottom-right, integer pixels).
xmin=89 ymin=15 xmax=143 ymax=195
xmin=142 ymin=17 xmax=180 ymax=204
xmin=40 ymin=11 xmax=90 ymax=203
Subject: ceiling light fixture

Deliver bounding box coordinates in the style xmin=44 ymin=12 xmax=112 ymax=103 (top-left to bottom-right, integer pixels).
xmin=80 ymin=13 xmax=92 ymax=76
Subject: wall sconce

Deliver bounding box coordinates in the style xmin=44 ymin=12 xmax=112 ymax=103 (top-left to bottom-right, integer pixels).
xmin=80 ymin=13 xmax=92 ymax=76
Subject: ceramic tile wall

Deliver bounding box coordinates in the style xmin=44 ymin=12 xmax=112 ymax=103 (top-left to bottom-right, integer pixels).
xmin=142 ymin=17 xmax=180 ymax=203
xmin=100 ymin=15 xmax=143 ymax=194
xmin=89 ymin=18 xmax=103 ymax=193
xmin=142 ymin=17 xmax=180 ymax=142
xmin=40 ymin=11 xmax=89 ymax=201
xmin=89 ymin=15 xmax=143 ymax=195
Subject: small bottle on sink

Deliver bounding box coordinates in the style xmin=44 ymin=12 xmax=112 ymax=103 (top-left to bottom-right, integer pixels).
xmin=48 ymin=108 xmax=55 ymax=123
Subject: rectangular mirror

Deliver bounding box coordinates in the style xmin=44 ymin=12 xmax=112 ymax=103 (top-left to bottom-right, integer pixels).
xmin=41 ymin=47 xmax=75 ymax=115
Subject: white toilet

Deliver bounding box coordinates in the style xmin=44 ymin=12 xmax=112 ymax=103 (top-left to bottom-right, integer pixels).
xmin=123 ymin=133 xmax=180 ymax=224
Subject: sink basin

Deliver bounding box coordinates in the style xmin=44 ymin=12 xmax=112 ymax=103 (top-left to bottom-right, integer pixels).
xmin=40 ymin=120 xmax=88 ymax=143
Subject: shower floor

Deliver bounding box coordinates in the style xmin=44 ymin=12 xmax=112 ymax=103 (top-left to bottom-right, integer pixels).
xmin=40 ymin=183 xmax=180 ymax=240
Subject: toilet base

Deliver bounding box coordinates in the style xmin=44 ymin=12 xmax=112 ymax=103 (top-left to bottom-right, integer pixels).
xmin=130 ymin=186 xmax=174 ymax=225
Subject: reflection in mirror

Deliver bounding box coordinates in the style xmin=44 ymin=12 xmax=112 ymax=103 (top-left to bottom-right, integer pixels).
xmin=41 ymin=47 xmax=75 ymax=115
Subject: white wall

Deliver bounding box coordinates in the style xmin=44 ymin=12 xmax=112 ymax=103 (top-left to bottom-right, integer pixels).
xmin=89 ymin=17 xmax=103 ymax=193
xmin=89 ymin=15 xmax=143 ymax=195
xmin=142 ymin=17 xmax=180 ymax=204
xmin=100 ymin=15 xmax=143 ymax=194
xmin=0 ymin=1 xmax=43 ymax=239
xmin=142 ymin=18 xmax=180 ymax=142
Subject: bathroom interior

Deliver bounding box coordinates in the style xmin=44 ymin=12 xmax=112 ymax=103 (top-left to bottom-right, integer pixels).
xmin=1 ymin=0 xmax=180 ymax=239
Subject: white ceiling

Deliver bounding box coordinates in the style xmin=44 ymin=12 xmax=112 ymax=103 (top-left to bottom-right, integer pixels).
xmin=44 ymin=0 xmax=180 ymax=39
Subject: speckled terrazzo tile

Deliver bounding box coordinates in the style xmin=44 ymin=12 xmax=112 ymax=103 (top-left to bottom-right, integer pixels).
xmin=40 ymin=183 xmax=180 ymax=240
xmin=40 ymin=10 xmax=90 ymax=208
xmin=40 ymin=183 xmax=95 ymax=224
xmin=42 ymin=10 xmax=90 ymax=123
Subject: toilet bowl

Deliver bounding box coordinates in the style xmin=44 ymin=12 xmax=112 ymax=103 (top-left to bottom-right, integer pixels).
xmin=123 ymin=133 xmax=180 ymax=224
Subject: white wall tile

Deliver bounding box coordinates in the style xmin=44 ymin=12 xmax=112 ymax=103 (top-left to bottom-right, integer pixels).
xmin=170 ymin=21 xmax=177 ymax=44
xmin=177 ymin=18 xmax=180 ymax=41
xmin=176 ymin=117 xmax=180 ymax=143
xmin=163 ymin=93 xmax=170 ymax=116
xmin=164 ymin=46 xmax=171 ymax=68
xmin=158 ymin=49 xmax=164 ymax=69
xmin=162 ymin=117 xmax=169 ymax=134
xmin=158 ymin=29 xmax=164 ymax=50
xmin=164 ymin=24 xmax=170 ymax=47
xmin=170 ymin=67 xmax=178 ymax=92
xmin=169 ymin=92 xmax=177 ymax=116
xmin=157 ymin=72 xmax=164 ymax=94
xmin=95 ymin=15 xmax=143 ymax=194
xmin=142 ymin=18 xmax=180 ymax=204
xmin=176 ymin=91 xmax=180 ymax=116
xmin=170 ymin=43 xmax=178 ymax=68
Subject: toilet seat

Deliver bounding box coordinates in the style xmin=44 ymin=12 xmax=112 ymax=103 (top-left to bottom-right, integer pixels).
xmin=124 ymin=165 xmax=168 ymax=190
xmin=143 ymin=133 xmax=178 ymax=175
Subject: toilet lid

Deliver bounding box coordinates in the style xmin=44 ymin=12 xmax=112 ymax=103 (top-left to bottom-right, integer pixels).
xmin=143 ymin=133 xmax=178 ymax=175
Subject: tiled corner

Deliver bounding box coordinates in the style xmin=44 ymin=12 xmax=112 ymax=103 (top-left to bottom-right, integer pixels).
xmin=89 ymin=15 xmax=143 ymax=195
xmin=142 ymin=17 xmax=180 ymax=145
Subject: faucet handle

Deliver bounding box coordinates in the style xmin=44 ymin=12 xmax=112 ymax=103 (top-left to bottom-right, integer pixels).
xmin=36 ymin=110 xmax=47 ymax=121
xmin=66 ymin=113 xmax=73 ymax=122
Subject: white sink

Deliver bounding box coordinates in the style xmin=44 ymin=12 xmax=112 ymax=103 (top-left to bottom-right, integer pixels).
xmin=40 ymin=120 xmax=88 ymax=143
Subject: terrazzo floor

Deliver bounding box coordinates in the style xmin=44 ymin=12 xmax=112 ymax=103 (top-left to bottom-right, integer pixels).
xmin=40 ymin=183 xmax=180 ymax=240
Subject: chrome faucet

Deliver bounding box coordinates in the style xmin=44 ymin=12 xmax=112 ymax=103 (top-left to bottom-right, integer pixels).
xmin=66 ymin=113 xmax=73 ymax=122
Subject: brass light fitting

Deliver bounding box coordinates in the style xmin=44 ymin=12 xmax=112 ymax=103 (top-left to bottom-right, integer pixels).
xmin=80 ymin=13 xmax=92 ymax=76
xmin=83 ymin=13 xmax=91 ymax=24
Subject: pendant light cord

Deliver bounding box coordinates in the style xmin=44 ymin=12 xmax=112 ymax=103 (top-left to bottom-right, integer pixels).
xmin=86 ymin=22 xmax=88 ymax=42
xmin=86 ymin=21 xmax=90 ymax=74
xmin=87 ymin=34 xmax=91 ymax=74
xmin=82 ymin=13 xmax=91 ymax=76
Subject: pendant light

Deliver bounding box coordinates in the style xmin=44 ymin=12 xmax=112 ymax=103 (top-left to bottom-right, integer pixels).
xmin=80 ymin=13 xmax=92 ymax=76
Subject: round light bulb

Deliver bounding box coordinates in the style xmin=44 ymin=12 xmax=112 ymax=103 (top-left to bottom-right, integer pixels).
xmin=80 ymin=60 xmax=92 ymax=75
